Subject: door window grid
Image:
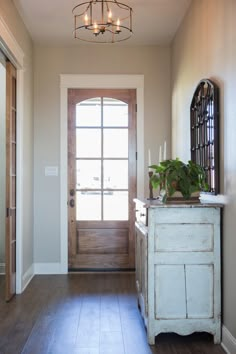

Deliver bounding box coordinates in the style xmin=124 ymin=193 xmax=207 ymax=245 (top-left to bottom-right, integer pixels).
xmin=76 ymin=97 xmax=129 ymax=221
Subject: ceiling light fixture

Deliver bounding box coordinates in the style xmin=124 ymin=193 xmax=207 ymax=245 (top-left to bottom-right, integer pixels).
xmin=72 ymin=0 xmax=133 ymax=43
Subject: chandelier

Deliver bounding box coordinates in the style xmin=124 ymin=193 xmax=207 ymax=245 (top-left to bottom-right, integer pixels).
xmin=72 ymin=0 xmax=133 ymax=43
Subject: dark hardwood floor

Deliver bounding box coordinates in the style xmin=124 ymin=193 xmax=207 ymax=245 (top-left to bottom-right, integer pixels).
xmin=0 ymin=273 xmax=225 ymax=354
xmin=0 ymin=275 xmax=5 ymax=300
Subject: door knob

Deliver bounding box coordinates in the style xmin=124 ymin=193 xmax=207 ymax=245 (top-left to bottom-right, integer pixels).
xmin=69 ymin=199 xmax=75 ymax=208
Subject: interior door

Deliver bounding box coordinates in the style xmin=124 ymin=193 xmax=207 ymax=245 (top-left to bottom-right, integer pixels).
xmin=68 ymin=89 xmax=136 ymax=270
xmin=5 ymin=61 xmax=17 ymax=301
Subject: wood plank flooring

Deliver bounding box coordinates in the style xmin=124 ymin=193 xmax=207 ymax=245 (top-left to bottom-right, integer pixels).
xmin=0 ymin=275 xmax=5 ymax=300
xmin=0 ymin=273 xmax=225 ymax=354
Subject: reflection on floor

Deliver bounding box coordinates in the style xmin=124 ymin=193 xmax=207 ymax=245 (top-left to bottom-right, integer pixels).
xmin=0 ymin=273 xmax=225 ymax=354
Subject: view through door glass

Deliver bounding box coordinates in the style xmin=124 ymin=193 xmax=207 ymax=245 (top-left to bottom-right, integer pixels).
xmin=76 ymin=97 xmax=129 ymax=221
xmin=68 ymin=89 xmax=136 ymax=270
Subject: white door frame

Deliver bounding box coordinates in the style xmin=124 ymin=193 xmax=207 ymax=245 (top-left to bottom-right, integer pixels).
xmin=0 ymin=16 xmax=24 ymax=293
xmin=60 ymin=74 xmax=144 ymax=273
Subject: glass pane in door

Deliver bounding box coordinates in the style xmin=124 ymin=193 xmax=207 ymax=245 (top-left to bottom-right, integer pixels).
xmin=76 ymin=160 xmax=101 ymax=189
xmin=103 ymin=191 xmax=128 ymax=220
xmin=77 ymin=191 xmax=101 ymax=220
xmin=103 ymin=160 xmax=128 ymax=189
xmin=103 ymin=97 xmax=128 ymax=127
xmin=103 ymin=129 xmax=128 ymax=158
xmin=76 ymin=98 xmax=101 ymax=126
xmin=76 ymin=128 xmax=101 ymax=158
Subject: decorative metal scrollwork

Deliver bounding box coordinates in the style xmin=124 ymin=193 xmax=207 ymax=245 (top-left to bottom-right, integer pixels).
xmin=190 ymin=79 xmax=219 ymax=194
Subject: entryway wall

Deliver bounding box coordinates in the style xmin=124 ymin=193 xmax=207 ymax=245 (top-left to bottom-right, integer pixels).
xmin=33 ymin=46 xmax=172 ymax=270
xmin=171 ymin=0 xmax=236 ymax=351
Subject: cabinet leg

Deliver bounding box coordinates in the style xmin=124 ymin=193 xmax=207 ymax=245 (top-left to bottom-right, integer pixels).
xmin=137 ymin=299 xmax=140 ymax=310
xmin=213 ymin=330 xmax=221 ymax=344
xmin=147 ymin=334 xmax=155 ymax=345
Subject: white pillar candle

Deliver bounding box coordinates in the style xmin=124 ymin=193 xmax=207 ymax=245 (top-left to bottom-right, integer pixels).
xmin=148 ymin=149 xmax=151 ymax=170
xmin=159 ymin=145 xmax=162 ymax=164
xmin=163 ymin=140 xmax=167 ymax=160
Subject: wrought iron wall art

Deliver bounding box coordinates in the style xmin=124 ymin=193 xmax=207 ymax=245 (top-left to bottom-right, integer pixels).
xmin=190 ymin=79 xmax=219 ymax=194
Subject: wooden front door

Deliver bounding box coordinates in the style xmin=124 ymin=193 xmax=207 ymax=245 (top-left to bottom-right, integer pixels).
xmin=68 ymin=89 xmax=136 ymax=270
xmin=5 ymin=61 xmax=17 ymax=301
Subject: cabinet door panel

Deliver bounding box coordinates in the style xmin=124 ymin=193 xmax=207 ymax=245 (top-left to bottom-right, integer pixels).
xmin=155 ymin=265 xmax=186 ymax=319
xmin=186 ymin=265 xmax=213 ymax=318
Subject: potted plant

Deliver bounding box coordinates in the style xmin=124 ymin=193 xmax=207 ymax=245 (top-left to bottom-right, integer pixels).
xmin=149 ymin=158 xmax=208 ymax=203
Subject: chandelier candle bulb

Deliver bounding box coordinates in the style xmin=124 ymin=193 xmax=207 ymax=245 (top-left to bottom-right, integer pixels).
xmin=84 ymin=13 xmax=89 ymax=26
xmin=116 ymin=18 xmax=121 ymax=32
xmin=108 ymin=9 xmax=112 ymax=24
xmin=93 ymin=22 xmax=99 ymax=34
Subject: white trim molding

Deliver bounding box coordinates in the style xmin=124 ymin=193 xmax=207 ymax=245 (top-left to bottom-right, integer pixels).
xmin=0 ymin=14 xmax=25 ymax=294
xmin=34 ymin=263 xmax=62 ymax=275
xmin=16 ymin=69 xmax=24 ymax=294
xmin=222 ymin=325 xmax=236 ymax=354
xmin=22 ymin=264 xmax=34 ymax=292
xmin=60 ymin=74 xmax=144 ymax=273
xmin=0 ymin=16 xmax=24 ymax=68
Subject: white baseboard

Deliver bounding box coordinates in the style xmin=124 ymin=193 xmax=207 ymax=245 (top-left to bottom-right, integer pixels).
xmin=18 ymin=262 xmax=65 ymax=293
xmin=222 ymin=325 xmax=236 ymax=354
xmin=34 ymin=262 xmax=62 ymax=274
xmin=21 ymin=264 xmax=34 ymax=292
xmin=0 ymin=262 xmax=5 ymax=274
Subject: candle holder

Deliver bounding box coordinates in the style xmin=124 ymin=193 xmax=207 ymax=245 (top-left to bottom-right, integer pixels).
xmin=148 ymin=171 xmax=155 ymax=200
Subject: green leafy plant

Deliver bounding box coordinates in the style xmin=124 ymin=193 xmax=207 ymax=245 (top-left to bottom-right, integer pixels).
xmin=150 ymin=158 xmax=208 ymax=203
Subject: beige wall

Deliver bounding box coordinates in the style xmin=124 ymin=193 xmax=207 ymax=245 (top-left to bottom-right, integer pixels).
xmin=0 ymin=0 xmax=34 ymax=277
xmin=172 ymin=0 xmax=236 ymax=337
xmin=33 ymin=45 xmax=171 ymax=263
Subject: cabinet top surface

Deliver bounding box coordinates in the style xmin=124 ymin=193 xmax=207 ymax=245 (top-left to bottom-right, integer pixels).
xmin=134 ymin=198 xmax=223 ymax=209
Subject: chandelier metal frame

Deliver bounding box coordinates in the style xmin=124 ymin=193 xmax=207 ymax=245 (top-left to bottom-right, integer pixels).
xmin=72 ymin=0 xmax=133 ymax=43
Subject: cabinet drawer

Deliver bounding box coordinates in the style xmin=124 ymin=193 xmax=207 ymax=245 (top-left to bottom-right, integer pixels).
xmin=155 ymin=223 xmax=213 ymax=252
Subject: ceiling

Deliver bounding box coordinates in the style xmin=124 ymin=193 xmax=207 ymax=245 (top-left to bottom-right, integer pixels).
xmin=13 ymin=0 xmax=192 ymax=46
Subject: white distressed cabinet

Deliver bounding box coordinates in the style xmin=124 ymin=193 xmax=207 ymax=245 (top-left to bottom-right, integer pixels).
xmin=134 ymin=199 xmax=222 ymax=345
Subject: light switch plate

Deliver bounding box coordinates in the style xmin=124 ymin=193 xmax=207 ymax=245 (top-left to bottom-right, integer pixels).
xmin=45 ymin=166 xmax=59 ymax=177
